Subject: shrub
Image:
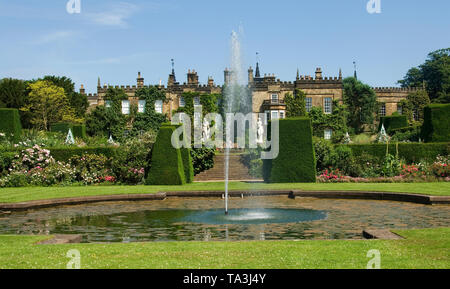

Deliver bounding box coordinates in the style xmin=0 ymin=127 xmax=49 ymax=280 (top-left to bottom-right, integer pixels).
xmin=264 ymin=118 xmax=316 ymax=183
xmin=0 ymin=108 xmax=22 ymax=142
xmin=146 ymin=125 xmax=186 ymax=185
xmin=0 ymin=151 xmax=15 ymax=176
xmin=69 ymin=154 xmax=111 ymax=185
xmin=421 ymin=104 xmax=450 ymax=142
xmin=313 ymin=137 xmax=334 ymax=172
xmin=191 ymin=147 xmax=215 ymax=176
xmin=379 ymin=115 xmax=408 ymax=134
xmin=327 ymin=145 xmax=358 ymax=176
xmin=111 ymin=137 xmax=153 ymax=185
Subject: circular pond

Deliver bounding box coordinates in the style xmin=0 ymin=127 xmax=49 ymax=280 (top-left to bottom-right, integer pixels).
xmin=0 ymin=196 xmax=448 ymax=242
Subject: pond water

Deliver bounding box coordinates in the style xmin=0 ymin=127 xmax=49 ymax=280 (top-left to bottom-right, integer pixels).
xmin=0 ymin=196 xmax=449 ymax=243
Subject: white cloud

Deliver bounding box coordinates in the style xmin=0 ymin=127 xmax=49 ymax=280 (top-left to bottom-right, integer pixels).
xmin=86 ymin=2 xmax=138 ymax=28
xmin=33 ymin=31 xmax=76 ymax=45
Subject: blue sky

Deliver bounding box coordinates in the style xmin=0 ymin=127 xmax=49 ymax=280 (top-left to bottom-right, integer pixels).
xmin=0 ymin=0 xmax=449 ymax=94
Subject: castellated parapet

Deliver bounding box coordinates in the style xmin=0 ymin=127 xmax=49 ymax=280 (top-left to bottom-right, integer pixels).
xmin=86 ymin=67 xmax=421 ymax=119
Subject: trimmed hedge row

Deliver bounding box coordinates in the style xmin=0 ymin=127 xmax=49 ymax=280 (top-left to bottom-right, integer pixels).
xmin=50 ymin=123 xmax=87 ymax=139
xmin=341 ymin=143 xmax=449 ymax=163
xmin=146 ymin=125 xmax=186 ymax=185
xmin=263 ymin=117 xmax=316 ymax=183
xmin=0 ymin=109 xmax=22 ymax=142
xmin=422 ymin=104 xmax=450 ymax=143
xmin=49 ymin=147 xmax=118 ymax=162
xmin=379 ymin=115 xmax=408 ymax=134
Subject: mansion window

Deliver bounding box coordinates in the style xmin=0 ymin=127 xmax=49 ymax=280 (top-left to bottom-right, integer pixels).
xmin=193 ymin=96 xmax=201 ymax=106
xmin=271 ymin=94 xmax=279 ymax=104
xmin=306 ymin=97 xmax=312 ymax=112
xmin=154 ymin=100 xmax=163 ymax=114
xmin=105 ymin=100 xmax=112 ymax=108
xmin=324 ymin=97 xmax=332 ymax=114
xmin=379 ymin=103 xmax=386 ymax=117
xmin=265 ymin=110 xmax=286 ymax=123
xmin=138 ymin=100 xmax=146 ymax=113
xmin=324 ymin=129 xmax=333 ymax=140
xmin=122 ymin=100 xmax=130 ymax=115
xmin=179 ymin=97 xmax=186 ymax=107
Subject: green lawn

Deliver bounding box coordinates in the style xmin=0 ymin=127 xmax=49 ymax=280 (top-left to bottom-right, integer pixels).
xmin=0 ymin=228 xmax=448 ymax=269
xmin=0 ymin=182 xmax=449 ymax=203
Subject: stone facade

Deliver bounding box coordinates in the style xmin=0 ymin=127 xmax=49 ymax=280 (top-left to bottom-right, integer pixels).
xmin=81 ymin=65 xmax=419 ymax=120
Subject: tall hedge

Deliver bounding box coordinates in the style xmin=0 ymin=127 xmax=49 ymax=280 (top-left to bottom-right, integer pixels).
xmin=379 ymin=115 xmax=408 ymax=134
xmin=160 ymin=123 xmax=194 ymax=184
xmin=421 ymin=104 xmax=450 ymax=142
xmin=72 ymin=124 xmax=87 ymax=139
xmin=146 ymin=125 xmax=186 ymax=185
xmin=50 ymin=123 xmax=73 ymax=135
xmin=341 ymin=143 xmax=449 ymax=163
xmin=0 ymin=108 xmax=22 ymax=142
xmin=264 ymin=117 xmax=316 ymax=183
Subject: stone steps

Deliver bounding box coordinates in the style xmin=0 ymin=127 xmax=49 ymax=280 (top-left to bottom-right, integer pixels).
xmin=194 ymin=154 xmax=256 ymax=181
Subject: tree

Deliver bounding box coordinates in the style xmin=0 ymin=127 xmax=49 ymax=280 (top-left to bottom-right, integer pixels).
xmin=397 ymin=67 xmax=423 ymax=88
xmin=285 ymin=89 xmax=307 ymax=117
xmin=343 ymin=77 xmax=377 ymax=133
xmin=86 ymin=88 xmax=127 ymax=140
xmin=39 ymin=76 xmax=89 ymax=118
xmin=22 ymin=81 xmax=77 ymax=130
xmin=0 ymin=78 xmax=33 ymax=128
xmin=399 ymin=90 xmax=430 ymax=123
xmin=0 ymin=78 xmax=28 ymax=108
xmin=398 ymin=48 xmax=450 ymax=103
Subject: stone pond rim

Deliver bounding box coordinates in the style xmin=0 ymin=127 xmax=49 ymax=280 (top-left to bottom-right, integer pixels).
xmin=0 ymin=190 xmax=449 ymax=211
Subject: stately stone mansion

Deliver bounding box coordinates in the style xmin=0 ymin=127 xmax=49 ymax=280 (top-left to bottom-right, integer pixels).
xmin=81 ymin=64 xmax=420 ymax=124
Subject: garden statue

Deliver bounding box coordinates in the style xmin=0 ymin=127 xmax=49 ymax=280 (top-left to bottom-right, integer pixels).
xmin=256 ymin=117 xmax=264 ymax=145
xmin=65 ymin=129 xmax=75 ymax=145
xmin=202 ymin=119 xmax=210 ymax=142
xmin=343 ymin=132 xmax=352 ymax=144
xmin=378 ymin=124 xmax=389 ymax=143
xmin=108 ymin=134 xmax=115 ymax=145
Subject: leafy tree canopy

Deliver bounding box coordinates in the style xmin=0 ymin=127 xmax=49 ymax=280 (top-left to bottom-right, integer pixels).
xmin=21 ymin=80 xmax=78 ymax=130
xmin=343 ymin=77 xmax=377 ymax=133
xmin=398 ymin=48 xmax=450 ymax=103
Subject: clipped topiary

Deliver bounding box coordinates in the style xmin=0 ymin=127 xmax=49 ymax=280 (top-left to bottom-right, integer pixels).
xmin=379 ymin=115 xmax=408 ymax=134
xmin=146 ymin=125 xmax=186 ymax=185
xmin=421 ymin=104 xmax=450 ymax=142
xmin=50 ymin=123 xmax=73 ymax=135
xmin=0 ymin=108 xmax=22 ymax=142
xmin=72 ymin=124 xmax=87 ymax=139
xmin=264 ymin=117 xmax=316 ymax=183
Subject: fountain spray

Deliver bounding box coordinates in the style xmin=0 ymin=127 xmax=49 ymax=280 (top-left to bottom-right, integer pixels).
xmin=224 ymin=28 xmax=249 ymax=215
